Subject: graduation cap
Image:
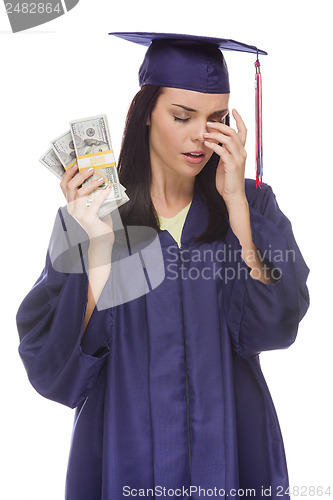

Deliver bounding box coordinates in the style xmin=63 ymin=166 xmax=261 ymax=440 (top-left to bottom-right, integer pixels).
xmin=109 ymin=31 xmax=267 ymax=188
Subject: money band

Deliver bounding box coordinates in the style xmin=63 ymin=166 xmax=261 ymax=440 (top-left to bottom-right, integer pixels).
xmin=77 ymin=150 xmax=116 ymax=170
xmin=65 ymin=160 xmax=78 ymax=171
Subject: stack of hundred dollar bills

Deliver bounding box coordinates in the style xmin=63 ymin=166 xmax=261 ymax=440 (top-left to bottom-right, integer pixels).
xmin=40 ymin=114 xmax=129 ymax=218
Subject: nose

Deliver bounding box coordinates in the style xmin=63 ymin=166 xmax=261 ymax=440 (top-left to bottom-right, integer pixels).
xmin=190 ymin=120 xmax=208 ymax=144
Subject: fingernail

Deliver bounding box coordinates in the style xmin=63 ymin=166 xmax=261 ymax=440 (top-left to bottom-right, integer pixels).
xmin=71 ymin=163 xmax=78 ymax=169
xmin=105 ymin=184 xmax=112 ymax=190
xmin=97 ymin=177 xmax=104 ymax=182
xmin=88 ymin=167 xmax=94 ymax=172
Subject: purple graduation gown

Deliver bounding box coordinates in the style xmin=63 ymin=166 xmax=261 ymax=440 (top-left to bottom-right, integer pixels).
xmin=16 ymin=179 xmax=310 ymax=499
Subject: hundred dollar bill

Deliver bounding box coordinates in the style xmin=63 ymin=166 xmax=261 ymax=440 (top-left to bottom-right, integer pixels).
xmin=50 ymin=126 xmax=129 ymax=218
xmin=69 ymin=115 xmax=121 ymax=201
xmin=40 ymin=147 xmax=66 ymax=179
xmin=50 ymin=130 xmax=77 ymax=171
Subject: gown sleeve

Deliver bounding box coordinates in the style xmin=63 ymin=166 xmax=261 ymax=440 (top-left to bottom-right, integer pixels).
xmin=224 ymin=180 xmax=310 ymax=358
xmin=16 ymin=206 xmax=113 ymax=409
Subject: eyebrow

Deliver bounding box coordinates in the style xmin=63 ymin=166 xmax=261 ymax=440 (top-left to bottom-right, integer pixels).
xmin=171 ymin=104 xmax=229 ymax=114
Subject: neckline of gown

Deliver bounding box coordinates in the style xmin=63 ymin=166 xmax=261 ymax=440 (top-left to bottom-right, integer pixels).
xmin=157 ymin=185 xmax=209 ymax=248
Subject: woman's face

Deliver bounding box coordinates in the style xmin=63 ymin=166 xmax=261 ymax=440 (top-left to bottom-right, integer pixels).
xmin=148 ymin=87 xmax=229 ymax=180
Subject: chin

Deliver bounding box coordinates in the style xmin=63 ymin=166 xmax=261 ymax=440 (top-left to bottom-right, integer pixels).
xmin=182 ymin=162 xmax=206 ymax=176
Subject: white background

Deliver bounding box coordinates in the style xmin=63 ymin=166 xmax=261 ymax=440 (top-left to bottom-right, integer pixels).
xmin=0 ymin=0 xmax=332 ymax=498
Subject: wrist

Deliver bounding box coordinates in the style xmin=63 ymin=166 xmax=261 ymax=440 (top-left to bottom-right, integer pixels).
xmin=225 ymin=193 xmax=248 ymax=213
xmin=88 ymin=237 xmax=113 ymax=268
xmin=226 ymin=196 xmax=253 ymax=249
xmin=88 ymin=232 xmax=114 ymax=250
xmin=226 ymin=196 xmax=249 ymax=232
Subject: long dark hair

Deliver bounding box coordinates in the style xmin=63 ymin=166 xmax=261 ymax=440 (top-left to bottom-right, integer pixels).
xmin=117 ymin=85 xmax=229 ymax=243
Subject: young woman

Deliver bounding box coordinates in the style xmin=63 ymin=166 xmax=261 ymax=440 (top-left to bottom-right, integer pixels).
xmin=16 ymin=33 xmax=310 ymax=500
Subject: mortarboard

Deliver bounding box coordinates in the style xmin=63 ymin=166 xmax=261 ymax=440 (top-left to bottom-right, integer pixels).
xmin=109 ymin=32 xmax=267 ymax=188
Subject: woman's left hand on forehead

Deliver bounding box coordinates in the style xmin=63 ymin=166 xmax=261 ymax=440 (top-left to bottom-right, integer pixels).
xmin=203 ymin=108 xmax=247 ymax=207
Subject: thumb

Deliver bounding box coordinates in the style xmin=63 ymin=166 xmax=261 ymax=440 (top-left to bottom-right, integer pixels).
xmin=89 ymin=183 xmax=113 ymax=211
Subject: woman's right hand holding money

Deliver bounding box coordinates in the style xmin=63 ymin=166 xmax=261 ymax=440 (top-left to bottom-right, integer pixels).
xmin=61 ymin=164 xmax=114 ymax=330
xmin=60 ymin=164 xmax=115 ymax=247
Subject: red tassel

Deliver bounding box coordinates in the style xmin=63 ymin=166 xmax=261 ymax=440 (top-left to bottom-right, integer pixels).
xmin=255 ymin=57 xmax=263 ymax=189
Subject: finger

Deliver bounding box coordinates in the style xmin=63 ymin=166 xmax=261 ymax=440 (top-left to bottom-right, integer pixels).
xmin=204 ymin=140 xmax=231 ymax=160
xmin=206 ymin=121 xmax=236 ymax=137
xmin=69 ymin=177 xmax=107 ymax=214
xmin=204 ymin=131 xmax=246 ymax=160
xmin=89 ymin=183 xmax=113 ymax=212
xmin=60 ymin=163 xmax=78 ymax=197
xmin=66 ymin=167 xmax=96 ymax=203
xmin=68 ymin=167 xmax=96 ymax=190
xmin=203 ymin=131 xmax=227 ymax=144
xmin=206 ymin=121 xmax=243 ymax=149
xmin=71 ymin=178 xmax=109 ymax=217
xmin=68 ymin=182 xmax=112 ymax=221
xmin=203 ymin=132 xmax=241 ymax=157
xmin=232 ymin=109 xmax=247 ymax=146
xmin=77 ymin=176 xmax=106 ymax=198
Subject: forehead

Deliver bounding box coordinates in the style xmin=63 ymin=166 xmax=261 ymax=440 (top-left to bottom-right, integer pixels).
xmin=158 ymin=87 xmax=229 ymax=111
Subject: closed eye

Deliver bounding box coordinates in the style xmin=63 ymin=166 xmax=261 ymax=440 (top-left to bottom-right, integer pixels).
xmin=173 ymin=115 xmax=228 ymax=124
xmin=174 ymin=116 xmax=190 ymax=123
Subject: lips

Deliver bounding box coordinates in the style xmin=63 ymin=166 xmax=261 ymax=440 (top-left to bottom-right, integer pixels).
xmin=183 ymin=150 xmax=205 ymax=158
xmin=182 ymin=150 xmax=206 ymax=164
